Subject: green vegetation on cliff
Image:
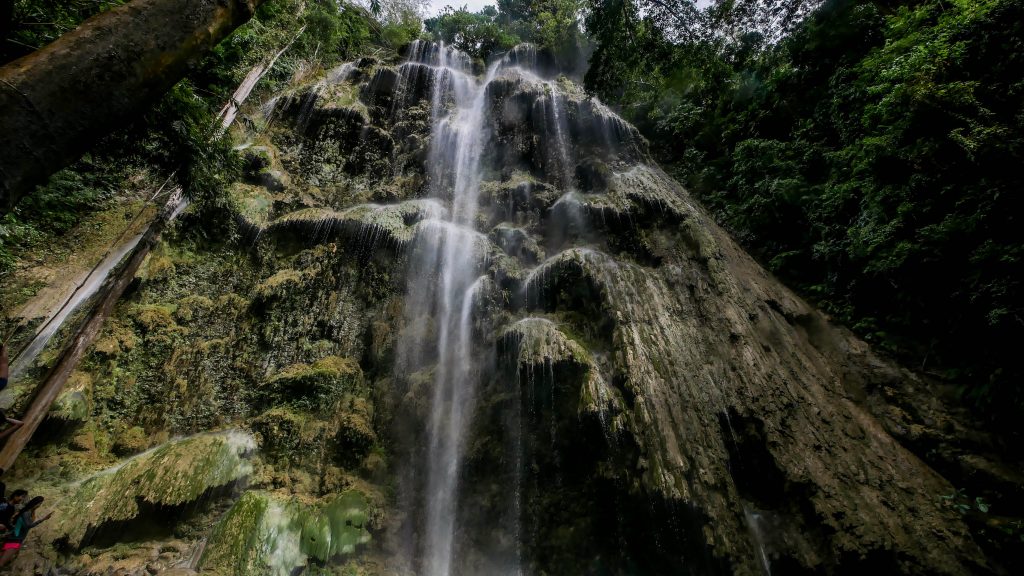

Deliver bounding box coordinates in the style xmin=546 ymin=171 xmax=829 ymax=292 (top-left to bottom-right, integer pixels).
xmin=582 ymin=0 xmax=1024 ymax=430
xmin=419 ymin=0 xmax=1023 ymax=429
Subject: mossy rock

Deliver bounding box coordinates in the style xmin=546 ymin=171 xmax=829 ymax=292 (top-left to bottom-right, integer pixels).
xmin=199 ymin=492 xmax=301 ymax=576
xmin=142 ymin=253 xmax=176 ymax=281
xmin=250 ymin=407 xmax=332 ymax=465
xmin=230 ymin=182 xmax=276 ymax=228
xmin=334 ymin=395 xmax=376 ymax=462
xmin=263 ymin=356 xmax=364 ymax=411
xmin=265 ymin=199 xmax=443 ymax=250
xmin=111 ymin=425 xmax=150 ymax=456
xmin=56 ymin=430 xmax=256 ymax=547
xmin=92 ymin=319 xmax=139 ymax=358
xmin=500 ymin=317 xmax=591 ymax=369
xmin=127 ymin=303 xmax=181 ymax=341
xmin=254 ymin=268 xmax=306 ymax=302
xmin=174 ymin=295 xmax=214 ymax=324
xmin=200 ymin=490 xmax=372 ymax=576
xmin=50 ymin=370 xmax=91 ymax=422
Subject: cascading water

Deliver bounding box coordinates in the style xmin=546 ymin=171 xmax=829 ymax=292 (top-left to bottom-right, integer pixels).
xmin=396 ymin=40 xmax=506 ymax=576
xmin=391 ymin=39 xmax=639 ymax=576
xmin=0 ymin=31 xmax=980 ymax=576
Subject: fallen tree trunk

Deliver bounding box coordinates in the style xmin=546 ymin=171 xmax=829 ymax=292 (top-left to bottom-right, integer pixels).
xmin=0 ymin=190 xmax=180 ymax=471
xmin=216 ymin=25 xmax=304 ymax=132
xmin=0 ymin=0 xmax=267 ymax=213
xmin=0 ymin=39 xmax=296 ymax=471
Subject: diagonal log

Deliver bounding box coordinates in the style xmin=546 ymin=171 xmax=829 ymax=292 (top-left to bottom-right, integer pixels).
xmin=0 ymin=191 xmax=179 ymax=471
xmin=0 ymin=31 xmax=300 ymax=470
xmin=0 ymin=0 xmax=268 ymax=213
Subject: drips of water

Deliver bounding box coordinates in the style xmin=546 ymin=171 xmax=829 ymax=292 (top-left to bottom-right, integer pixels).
xmin=327 ymin=61 xmax=357 ymax=84
xmin=743 ymin=504 xmax=773 ymax=576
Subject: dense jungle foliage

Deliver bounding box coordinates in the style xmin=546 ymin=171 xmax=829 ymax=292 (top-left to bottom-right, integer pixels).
xmin=2 ymin=0 xmax=1021 ymax=433
xmin=583 ymin=0 xmax=1024 ymax=434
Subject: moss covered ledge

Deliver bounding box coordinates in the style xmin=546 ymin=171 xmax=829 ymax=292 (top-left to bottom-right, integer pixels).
xmin=55 ymin=430 xmax=257 ymax=547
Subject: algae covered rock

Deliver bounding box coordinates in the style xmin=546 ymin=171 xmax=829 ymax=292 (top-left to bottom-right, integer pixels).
xmin=265 ymin=199 xmax=444 ymax=250
xmin=200 ymin=490 xmax=373 ymax=576
xmin=250 ymin=407 xmax=313 ymax=458
xmin=501 ymin=317 xmax=590 ymax=369
xmin=262 ymin=355 xmax=364 ymax=412
xmin=229 ymin=182 xmax=276 ymax=228
xmin=49 ymin=370 xmax=91 ymax=422
xmin=334 ymin=395 xmax=376 ymax=462
xmin=254 ymin=268 xmax=307 ymax=303
xmin=57 ymin=430 xmax=257 ymax=547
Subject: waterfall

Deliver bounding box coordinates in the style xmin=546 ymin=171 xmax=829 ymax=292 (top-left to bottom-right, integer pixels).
xmin=400 ymin=40 xmax=498 ymax=576
xmin=393 ymin=39 xmax=612 ymax=574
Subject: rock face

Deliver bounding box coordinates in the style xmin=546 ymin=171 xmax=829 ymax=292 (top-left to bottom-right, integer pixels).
xmin=4 ymin=41 xmax=998 ymax=575
xmin=238 ymin=40 xmax=984 ymax=575
xmin=56 ymin=431 xmax=256 ymax=548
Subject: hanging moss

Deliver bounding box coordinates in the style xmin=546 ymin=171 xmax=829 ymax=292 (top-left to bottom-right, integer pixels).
xmin=262 ymin=355 xmax=364 ymax=412
xmin=334 ymin=394 xmax=376 ymax=462
xmin=254 ymin=268 xmax=306 ymax=302
xmin=501 ymin=317 xmax=591 ymax=369
xmin=265 ymin=199 xmax=444 ymax=250
xmin=56 ymin=430 xmax=257 ymax=547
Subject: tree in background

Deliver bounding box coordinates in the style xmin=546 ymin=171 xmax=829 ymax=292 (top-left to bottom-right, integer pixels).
xmin=586 ymin=0 xmax=1024 ymax=432
xmin=424 ymin=0 xmax=586 ymax=62
xmin=0 ymin=0 xmax=423 ymax=271
xmin=424 ymin=5 xmax=521 ymax=58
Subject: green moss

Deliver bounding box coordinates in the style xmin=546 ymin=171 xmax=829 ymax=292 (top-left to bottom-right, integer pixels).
xmin=230 ymin=182 xmax=276 ymax=227
xmin=334 ymin=395 xmax=376 ymax=462
xmin=321 ymin=84 xmax=369 ymax=117
xmin=93 ymin=319 xmax=139 ymax=357
xmin=501 ymin=317 xmax=591 ymax=368
xmin=128 ymin=303 xmax=180 ymax=336
xmin=56 ymin=430 xmax=257 ymax=547
xmin=255 ymin=268 xmax=305 ymax=301
xmin=266 ymin=199 xmax=443 ymax=248
xmin=250 ymin=406 xmax=328 ymax=462
xmin=50 ymin=371 xmax=91 ymax=422
xmin=263 ymin=356 xmax=364 ymax=412
xmin=309 ymin=491 xmax=371 ymax=559
xmin=174 ymin=294 xmax=214 ymax=323
xmin=111 ymin=425 xmax=150 ymax=456
xmin=200 ymin=491 xmax=298 ymax=576
xmin=200 ymin=490 xmax=372 ymax=575
xmin=142 ymin=253 xmax=176 ymax=281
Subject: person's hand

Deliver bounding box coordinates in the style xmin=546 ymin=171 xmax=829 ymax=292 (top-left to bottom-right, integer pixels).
xmin=43 ymin=511 xmax=53 ymax=520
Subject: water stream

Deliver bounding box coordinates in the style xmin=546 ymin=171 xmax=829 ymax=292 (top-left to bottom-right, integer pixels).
xmin=403 ymin=40 xmax=499 ymax=576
